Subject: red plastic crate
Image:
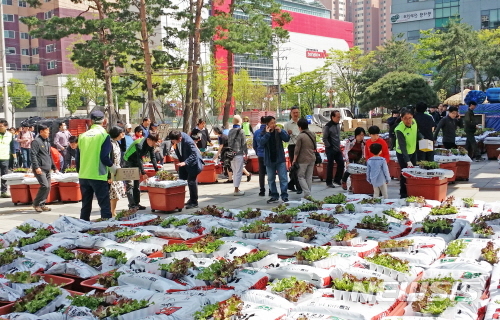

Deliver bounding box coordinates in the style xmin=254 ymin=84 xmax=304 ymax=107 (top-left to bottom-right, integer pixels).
xmin=80 ymin=277 xmax=106 ymax=293
xmin=39 ymin=274 xmax=75 ymax=289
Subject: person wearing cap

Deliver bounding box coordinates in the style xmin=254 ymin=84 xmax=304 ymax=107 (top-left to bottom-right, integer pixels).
xmin=123 ymin=132 xmax=159 ymax=210
xmin=150 ymin=123 xmax=159 ymax=134
xmin=124 ymin=125 xmax=134 ymax=150
xmin=228 ymin=115 xmax=249 ymax=196
xmin=76 ymin=111 xmax=115 ymax=220
xmin=125 ymin=124 xmax=133 ymax=137
xmin=140 ymin=117 xmax=151 ymax=139
xmin=242 ymin=116 xmax=253 ymax=136
xmin=168 ymin=130 xmax=204 ymax=209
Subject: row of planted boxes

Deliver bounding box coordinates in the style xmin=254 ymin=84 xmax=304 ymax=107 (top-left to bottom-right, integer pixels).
xmin=11 ymin=182 xmax=82 ymax=205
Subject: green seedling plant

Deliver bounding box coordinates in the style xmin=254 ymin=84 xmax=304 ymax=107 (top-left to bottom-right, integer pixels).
xmin=332 ymin=273 xmax=385 ymax=293
xmin=462 ymin=198 xmax=474 ymax=207
xmin=417 ymin=161 xmax=440 ymax=169
xmin=240 ymin=221 xmax=272 ymax=233
xmin=97 ymin=270 xmax=123 ymax=288
xmin=69 ymin=293 xmax=105 ymax=309
xmin=155 ymin=170 xmax=177 ymax=181
xmin=13 ymin=284 xmax=62 ymax=313
xmin=429 ymin=204 xmax=459 ymax=216
xmin=10 ymin=228 xmax=52 ymax=247
xmin=421 ymin=218 xmax=453 ymax=234
xmin=75 ymin=251 xmax=102 ymax=268
xmin=0 ymin=248 xmax=24 ymax=266
xmin=366 ymin=253 xmax=410 ymax=273
xmin=114 ymin=229 xmax=137 ymax=239
xmin=308 ymin=212 xmax=339 ymax=225
xmin=160 ymin=217 xmax=178 ymax=228
xmin=195 ymin=260 xmax=238 ymax=285
xmin=359 ymin=197 xmax=382 ymax=205
xmin=233 ymin=250 xmax=269 ymax=266
xmin=356 ymin=214 xmax=389 ymax=231
xmin=193 ymin=205 xmax=225 ymax=217
xmin=295 ymin=246 xmax=330 ymax=262
xmin=235 ymin=208 xmax=262 ymax=219
xmin=211 ymin=227 xmax=235 ymax=238
xmin=378 ymin=239 xmax=414 ymax=249
xmin=323 ymin=193 xmax=347 ymax=204
xmin=333 ymin=229 xmax=359 ymax=241
xmin=193 ymin=295 xmax=243 ymax=320
xmin=101 ymin=249 xmax=127 ymax=264
xmin=53 ymin=247 xmax=76 ymax=260
xmin=406 ymin=196 xmax=426 ymax=204
xmin=114 ymin=209 xmax=136 ymax=220
xmin=130 ymin=234 xmax=152 ymax=242
xmin=345 ymin=203 xmax=355 ymax=212
xmin=297 ymin=202 xmax=322 ymax=212
xmin=191 ymin=235 xmax=224 ymax=254
xmin=5 ymin=271 xmax=41 ymax=284
xmin=383 ymin=209 xmax=408 ymax=220
xmin=264 ymin=213 xmax=295 ymax=224
xmin=16 ymin=223 xmax=36 ymax=234
xmin=171 ymin=218 xmax=189 ymax=227
xmin=159 ymin=258 xmax=195 ymax=279
xmin=286 ymin=227 xmax=317 ymax=241
xmin=163 ymin=243 xmax=190 ymax=253
xmin=269 ymin=277 xmax=314 ymax=302
xmin=471 ymin=220 xmax=495 ymax=236
xmin=445 ymin=240 xmax=467 ymax=257
xmin=481 ymin=241 xmax=500 ymax=264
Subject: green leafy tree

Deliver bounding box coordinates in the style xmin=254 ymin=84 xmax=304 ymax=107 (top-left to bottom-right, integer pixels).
xmin=73 ymin=68 xmax=105 ymax=114
xmin=234 ymin=69 xmax=267 ymax=111
xmin=476 ymin=28 xmax=500 ymax=89
xmin=359 ymin=72 xmax=438 ymax=112
xmin=416 ymin=19 xmax=478 ymax=94
xmin=324 ymin=47 xmax=369 ymax=111
xmin=207 ymin=59 xmax=228 ymax=116
xmin=63 ymin=76 xmax=83 ymax=115
xmin=357 ymin=36 xmax=422 ymax=101
xmin=282 ymin=68 xmax=327 ymax=116
xmin=2 ymin=79 xmax=32 ymax=110
xmin=207 ymin=0 xmax=292 ymax=128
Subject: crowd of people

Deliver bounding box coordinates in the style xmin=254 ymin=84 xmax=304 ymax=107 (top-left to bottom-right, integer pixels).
xmin=0 ymin=100 xmax=483 ymax=219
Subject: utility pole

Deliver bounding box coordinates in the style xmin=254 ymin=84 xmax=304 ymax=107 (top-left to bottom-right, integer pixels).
xmin=139 ymin=0 xmax=155 ymax=123
xmin=274 ymin=39 xmax=289 ymax=120
xmin=0 ymin=6 xmax=12 ymax=126
xmin=297 ymin=92 xmax=303 ymax=106
xmin=190 ymin=0 xmax=203 ymax=129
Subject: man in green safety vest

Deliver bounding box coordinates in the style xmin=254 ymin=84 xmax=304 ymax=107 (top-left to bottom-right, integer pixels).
xmin=76 ymin=111 xmax=116 ymax=220
xmin=0 ymin=119 xmax=15 ymax=198
xmin=123 ymin=132 xmax=159 ymax=210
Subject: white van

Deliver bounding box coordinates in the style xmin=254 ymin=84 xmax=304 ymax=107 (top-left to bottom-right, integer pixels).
xmin=312 ymin=107 xmax=354 ymax=130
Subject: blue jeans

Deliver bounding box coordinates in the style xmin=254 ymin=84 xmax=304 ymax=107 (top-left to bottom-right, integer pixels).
xmin=21 ymin=148 xmax=30 ymax=168
xmin=79 ymin=178 xmax=111 ymax=221
xmin=266 ymin=162 xmax=288 ymax=200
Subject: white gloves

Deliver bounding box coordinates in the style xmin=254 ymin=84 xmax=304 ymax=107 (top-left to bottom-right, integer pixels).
xmin=407 ymin=162 xmax=414 ymax=168
xmin=109 ymin=165 xmax=118 ymax=175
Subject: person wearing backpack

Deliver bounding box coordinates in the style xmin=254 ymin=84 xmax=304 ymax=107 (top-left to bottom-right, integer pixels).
xmin=228 ymin=115 xmax=248 ymax=196
xmin=123 ymin=133 xmax=159 ymax=210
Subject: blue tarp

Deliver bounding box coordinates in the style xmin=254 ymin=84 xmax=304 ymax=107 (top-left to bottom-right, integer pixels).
xmin=459 ymin=104 xmax=500 ymax=131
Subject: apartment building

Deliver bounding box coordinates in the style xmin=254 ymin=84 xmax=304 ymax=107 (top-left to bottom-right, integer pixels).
xmin=319 ymin=0 xmax=392 ymax=52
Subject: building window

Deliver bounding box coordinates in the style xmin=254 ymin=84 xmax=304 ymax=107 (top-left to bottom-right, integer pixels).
xmin=3 ymin=14 xmax=14 ymax=22
xmin=6 ymin=47 xmax=16 ymax=55
xmin=20 ymin=32 xmax=29 ymax=39
xmin=44 ymin=10 xmax=53 ymax=19
xmin=21 ymin=48 xmax=29 ymax=55
xmin=408 ymin=30 xmax=420 ymax=40
xmin=47 ymin=95 xmax=57 ymax=107
xmin=7 ymin=63 xmax=16 ymax=70
xmin=481 ymin=9 xmax=500 ymax=29
xmin=21 ymin=64 xmax=30 ymax=71
xmin=32 ymin=48 xmax=39 ymax=55
xmin=18 ymin=0 xmax=27 ymax=6
xmin=4 ymin=30 xmax=15 ymax=39
xmin=46 ymin=44 xmax=56 ymax=53
xmin=2 ymin=0 xmax=12 ymax=5
xmin=47 ymin=60 xmax=56 ymax=70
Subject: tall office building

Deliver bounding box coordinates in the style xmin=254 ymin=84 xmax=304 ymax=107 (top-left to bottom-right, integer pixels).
xmin=319 ymin=0 xmax=392 ymax=52
xmin=391 ymin=0 xmax=500 ymax=43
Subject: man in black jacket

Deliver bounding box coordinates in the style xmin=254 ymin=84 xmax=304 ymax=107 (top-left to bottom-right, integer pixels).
xmin=62 ymin=136 xmax=78 ymax=171
xmin=123 ymin=133 xmax=159 ymax=210
xmin=414 ymin=102 xmax=436 ymax=161
xmin=429 ymin=105 xmax=441 ymax=124
xmin=322 ymin=110 xmax=344 ymax=187
xmin=433 ymin=106 xmax=463 ymax=149
xmin=464 ymin=101 xmax=481 ymax=161
xmin=30 ymin=124 xmax=57 ymax=212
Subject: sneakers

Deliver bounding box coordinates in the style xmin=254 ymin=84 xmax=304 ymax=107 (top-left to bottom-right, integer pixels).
xmin=246 ymin=174 xmax=252 ymax=182
xmin=224 ymin=180 xmax=233 ymax=184
xmin=296 ymin=190 xmax=302 ymax=194
xmin=133 ymin=205 xmax=146 ymax=210
xmin=267 ymin=198 xmax=279 ymax=204
xmin=0 ymin=193 xmax=10 ymax=198
xmin=185 ymin=203 xmax=198 ymax=209
xmin=282 ymin=198 xmax=289 ymax=203
xmin=41 ymin=206 xmax=51 ymax=212
xmin=258 ymin=191 xmax=265 ymax=197
xmin=341 ymin=182 xmax=348 ymax=190
xmin=327 ymin=184 xmax=335 ymax=188
xmin=234 ymin=190 xmax=245 ymax=196
xmin=33 ymin=206 xmax=43 ymax=213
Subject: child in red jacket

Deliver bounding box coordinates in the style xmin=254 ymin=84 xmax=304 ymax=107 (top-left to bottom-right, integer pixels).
xmin=365 ymin=126 xmax=390 ymax=163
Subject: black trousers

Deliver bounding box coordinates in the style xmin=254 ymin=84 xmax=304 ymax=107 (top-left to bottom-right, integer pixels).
xmin=179 ymin=166 xmax=199 ymax=205
xmin=342 ymin=159 xmax=356 ymax=183
xmin=287 ymin=145 xmax=301 ymax=191
xmin=396 ymin=152 xmax=417 ymax=198
xmin=465 ymin=132 xmax=479 ymax=159
xmin=417 ymin=150 xmax=434 ymax=162
xmin=258 ymin=156 xmax=266 ymax=193
xmin=125 ymin=179 xmax=141 ymax=207
xmin=443 ymin=142 xmax=457 ymax=149
xmin=0 ymin=159 xmax=8 ymax=193
xmin=326 ymin=148 xmax=344 ymax=185
xmin=80 ymin=178 xmax=112 ymax=220
xmin=33 ymin=170 xmax=51 ymax=206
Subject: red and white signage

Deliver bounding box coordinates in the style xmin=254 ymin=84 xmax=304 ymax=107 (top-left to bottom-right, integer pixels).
xmin=306 ymin=50 xmax=328 ymax=59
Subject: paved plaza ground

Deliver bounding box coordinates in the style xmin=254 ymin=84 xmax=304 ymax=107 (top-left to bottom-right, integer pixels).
xmin=0 ymin=159 xmax=498 ymax=233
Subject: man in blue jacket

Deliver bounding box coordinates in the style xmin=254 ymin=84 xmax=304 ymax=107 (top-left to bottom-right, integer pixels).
xmin=252 ymin=116 xmax=268 ymax=197
xmin=168 ymin=130 xmax=204 ymax=209
xmin=258 ymin=116 xmax=290 ymax=203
